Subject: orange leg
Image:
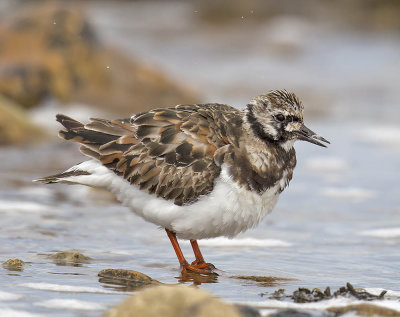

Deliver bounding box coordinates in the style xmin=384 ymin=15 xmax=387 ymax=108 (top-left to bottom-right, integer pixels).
xmin=165 ymin=229 xmax=215 ymax=275
xmin=166 ymin=229 xmax=188 ymax=268
xmin=190 ymin=240 xmax=216 ymax=271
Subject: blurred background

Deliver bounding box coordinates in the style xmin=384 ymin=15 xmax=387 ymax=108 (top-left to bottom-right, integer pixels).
xmin=1 ymin=0 xmax=399 ymax=316
xmin=1 ymin=0 xmax=400 ymax=136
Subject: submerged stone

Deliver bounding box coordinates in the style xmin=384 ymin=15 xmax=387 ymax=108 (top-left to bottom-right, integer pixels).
xmin=234 ymin=305 xmax=261 ymax=317
xmin=232 ymin=275 xmax=295 ymax=287
xmin=50 ymin=251 xmax=92 ymax=266
xmin=270 ymin=309 xmax=311 ymax=317
xmin=2 ymin=258 xmax=24 ymax=271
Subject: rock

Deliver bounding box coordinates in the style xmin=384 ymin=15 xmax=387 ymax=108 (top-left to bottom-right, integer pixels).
xmin=0 ymin=2 xmax=197 ymax=114
xmin=105 ymin=285 xmax=243 ymax=317
xmin=234 ymin=305 xmax=261 ymax=317
xmin=194 ymin=0 xmax=400 ymax=31
xmin=50 ymin=251 xmax=92 ymax=266
xmin=0 ymin=96 xmax=46 ymax=145
xmin=270 ymin=309 xmax=311 ymax=317
xmin=2 ymin=258 xmax=25 ymax=271
xmin=98 ymin=269 xmax=161 ymax=291
xmin=232 ymin=275 xmax=295 ymax=287
xmin=267 ymin=283 xmax=387 ymax=303
xmin=327 ymin=303 xmax=400 ymax=317
xmin=194 ymin=0 xmax=276 ymax=24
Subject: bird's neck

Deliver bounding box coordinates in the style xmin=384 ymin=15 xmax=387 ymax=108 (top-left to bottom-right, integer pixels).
xmin=228 ymin=112 xmax=296 ymax=192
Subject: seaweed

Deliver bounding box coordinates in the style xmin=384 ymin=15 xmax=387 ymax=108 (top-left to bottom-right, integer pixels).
xmin=266 ymin=283 xmax=387 ymax=303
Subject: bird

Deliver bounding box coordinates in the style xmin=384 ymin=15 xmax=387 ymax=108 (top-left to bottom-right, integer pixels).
xmin=35 ymin=90 xmax=329 ymax=275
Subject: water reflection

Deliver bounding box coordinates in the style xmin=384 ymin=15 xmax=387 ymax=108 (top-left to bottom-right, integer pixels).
xmin=177 ymin=272 xmax=219 ymax=285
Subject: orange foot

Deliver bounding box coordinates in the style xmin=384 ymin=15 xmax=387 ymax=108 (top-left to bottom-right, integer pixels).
xmin=181 ymin=261 xmax=218 ymax=275
xmin=191 ymin=260 xmax=216 ymax=271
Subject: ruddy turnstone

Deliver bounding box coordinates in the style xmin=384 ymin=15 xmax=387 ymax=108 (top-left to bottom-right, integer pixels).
xmin=36 ymin=90 xmax=329 ymax=275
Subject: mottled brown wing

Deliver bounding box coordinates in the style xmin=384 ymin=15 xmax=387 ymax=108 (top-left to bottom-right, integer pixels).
xmin=56 ymin=115 xmax=137 ymax=168
xmin=56 ymin=104 xmax=241 ymax=205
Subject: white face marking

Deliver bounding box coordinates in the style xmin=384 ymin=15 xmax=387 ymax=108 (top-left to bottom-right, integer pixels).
xmin=263 ymin=122 xmax=278 ymax=138
xmin=285 ymin=122 xmax=302 ymax=133
xmin=280 ymin=140 xmax=295 ymax=152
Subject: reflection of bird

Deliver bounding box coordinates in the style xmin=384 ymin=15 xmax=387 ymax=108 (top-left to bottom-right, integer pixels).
xmin=35 ymin=90 xmax=329 ymax=275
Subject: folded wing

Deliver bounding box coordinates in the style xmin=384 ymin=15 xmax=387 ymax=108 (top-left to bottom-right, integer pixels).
xmin=55 ymin=104 xmax=239 ymax=205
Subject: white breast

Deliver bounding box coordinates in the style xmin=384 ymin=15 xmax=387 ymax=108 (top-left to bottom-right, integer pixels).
xmin=63 ymin=161 xmax=286 ymax=240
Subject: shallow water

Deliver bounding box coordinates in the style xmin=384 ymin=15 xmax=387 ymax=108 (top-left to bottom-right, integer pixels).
xmin=1 ymin=1 xmax=400 ymax=316
xmin=1 ymin=122 xmax=399 ymax=316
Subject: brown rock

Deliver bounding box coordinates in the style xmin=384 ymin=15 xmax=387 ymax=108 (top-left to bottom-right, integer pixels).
xmin=0 ymin=2 xmax=197 ymax=114
xmin=105 ymin=285 xmax=243 ymax=317
xmin=327 ymin=303 xmax=400 ymax=317
xmin=195 ymin=0 xmax=400 ymax=31
xmin=2 ymin=258 xmax=25 ymax=271
xmin=50 ymin=251 xmax=92 ymax=266
xmin=98 ymin=269 xmax=161 ymax=291
xmin=0 ymin=96 xmax=46 ymax=145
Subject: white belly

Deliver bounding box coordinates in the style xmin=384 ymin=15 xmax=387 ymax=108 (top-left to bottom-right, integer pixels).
xmin=64 ymin=161 xmax=284 ymax=240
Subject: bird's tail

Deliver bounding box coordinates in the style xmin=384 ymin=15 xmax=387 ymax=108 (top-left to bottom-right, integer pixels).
xmin=33 ymin=169 xmax=91 ymax=184
xmin=34 ymin=114 xmax=136 ymax=185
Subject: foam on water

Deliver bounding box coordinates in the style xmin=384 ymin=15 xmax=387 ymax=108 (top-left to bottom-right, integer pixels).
xmin=18 ymin=187 xmax=55 ymax=200
xmin=239 ymin=297 xmax=400 ymax=312
xmin=365 ymin=288 xmax=400 ymax=297
xmin=35 ymin=299 xmax=105 ymax=310
xmin=184 ymin=237 xmax=291 ymax=248
xmin=0 ymin=201 xmax=50 ymax=213
xmin=241 ymin=297 xmax=355 ymax=310
xmin=373 ymin=300 xmax=400 ymax=312
xmin=20 ymin=283 xmax=120 ymax=294
xmin=321 ymin=187 xmax=375 ymax=202
xmin=360 ymin=228 xmax=400 ymax=239
xmin=0 ymin=309 xmax=43 ymax=317
xmin=0 ymin=291 xmax=22 ymax=301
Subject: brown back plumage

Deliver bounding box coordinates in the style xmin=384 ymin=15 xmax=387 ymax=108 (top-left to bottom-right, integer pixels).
xmin=56 ymin=104 xmax=242 ymax=206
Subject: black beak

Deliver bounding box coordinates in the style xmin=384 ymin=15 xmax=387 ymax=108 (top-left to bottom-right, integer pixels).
xmin=295 ymin=124 xmax=330 ymax=147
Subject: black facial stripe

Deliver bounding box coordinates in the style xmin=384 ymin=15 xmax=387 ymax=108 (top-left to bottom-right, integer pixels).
xmin=246 ymin=105 xmax=280 ymax=145
xmin=284 ymin=115 xmax=300 ymax=123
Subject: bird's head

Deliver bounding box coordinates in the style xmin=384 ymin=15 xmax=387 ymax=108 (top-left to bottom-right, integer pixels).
xmin=245 ymin=90 xmax=329 ymax=150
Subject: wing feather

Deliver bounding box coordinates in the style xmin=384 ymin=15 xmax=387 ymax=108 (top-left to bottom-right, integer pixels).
xmin=56 ymin=104 xmax=242 ymax=205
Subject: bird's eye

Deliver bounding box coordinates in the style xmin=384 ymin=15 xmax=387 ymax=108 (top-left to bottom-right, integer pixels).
xmin=276 ymin=114 xmax=285 ymax=122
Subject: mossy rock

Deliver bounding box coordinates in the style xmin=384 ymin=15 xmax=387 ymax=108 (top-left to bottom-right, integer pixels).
xmin=2 ymin=258 xmax=25 ymax=271
xmin=0 ymin=96 xmax=46 ymax=145
xmin=98 ymin=269 xmax=161 ymax=291
xmin=105 ymin=285 xmax=243 ymax=317
xmin=0 ymin=2 xmax=197 ymax=114
xmin=50 ymin=251 xmax=92 ymax=266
